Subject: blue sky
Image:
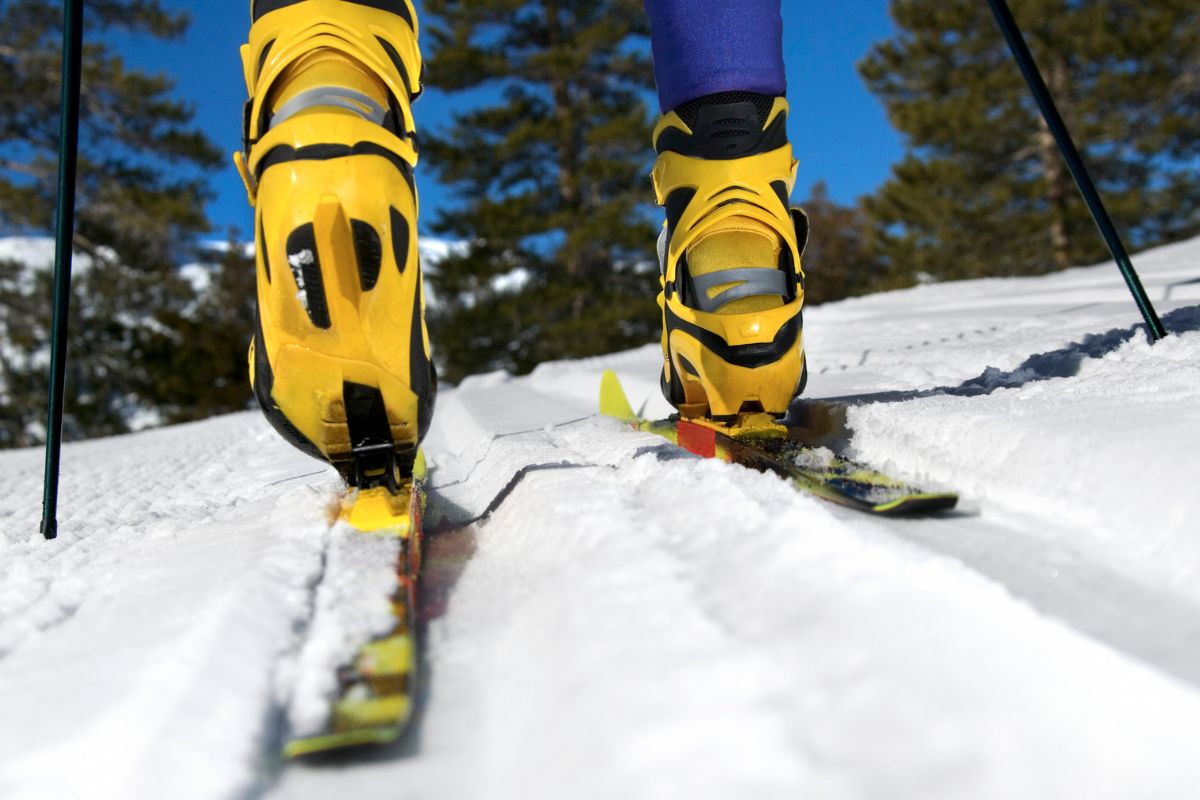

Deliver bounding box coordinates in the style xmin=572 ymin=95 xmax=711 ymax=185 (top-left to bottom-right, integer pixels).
xmin=116 ymin=1 xmax=903 ymax=240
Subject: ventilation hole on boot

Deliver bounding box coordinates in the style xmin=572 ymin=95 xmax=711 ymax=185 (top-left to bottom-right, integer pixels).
xmin=679 ymin=355 xmax=700 ymax=377
xmin=770 ymin=180 xmax=790 ymax=211
xmin=286 ymin=223 xmax=331 ymax=329
xmin=664 ymin=187 xmax=696 ymax=244
xmin=351 ymin=219 xmax=382 ymax=291
xmin=382 ymin=107 xmax=405 ymax=138
xmin=259 ymin=218 xmax=271 ymax=283
xmin=390 ymin=206 xmax=411 ymax=274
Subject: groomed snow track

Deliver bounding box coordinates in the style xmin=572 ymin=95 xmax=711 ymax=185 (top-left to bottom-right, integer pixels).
xmin=3 ymin=236 xmax=1200 ymax=799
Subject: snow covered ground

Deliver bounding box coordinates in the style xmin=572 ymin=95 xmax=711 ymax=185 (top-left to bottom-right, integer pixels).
xmin=2 ymin=235 xmax=1200 ymax=799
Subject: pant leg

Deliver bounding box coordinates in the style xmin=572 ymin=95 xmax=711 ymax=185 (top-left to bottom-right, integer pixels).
xmin=643 ymin=0 xmax=786 ymax=113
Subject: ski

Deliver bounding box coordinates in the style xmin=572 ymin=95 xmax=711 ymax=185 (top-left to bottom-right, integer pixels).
xmin=282 ymin=454 xmax=427 ymax=758
xmin=600 ymin=371 xmax=957 ymax=515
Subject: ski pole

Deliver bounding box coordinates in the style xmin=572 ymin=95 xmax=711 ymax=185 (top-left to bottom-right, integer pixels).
xmin=40 ymin=0 xmax=85 ymax=541
xmin=986 ymin=0 xmax=1167 ymax=342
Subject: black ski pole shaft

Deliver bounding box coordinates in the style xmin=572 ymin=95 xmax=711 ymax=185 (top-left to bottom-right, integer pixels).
xmin=986 ymin=0 xmax=1167 ymax=342
xmin=40 ymin=0 xmax=85 ymax=541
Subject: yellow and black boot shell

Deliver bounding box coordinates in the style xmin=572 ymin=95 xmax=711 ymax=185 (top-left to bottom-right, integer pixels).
xmin=235 ymin=0 xmax=432 ymax=487
xmin=652 ymin=93 xmax=808 ymax=421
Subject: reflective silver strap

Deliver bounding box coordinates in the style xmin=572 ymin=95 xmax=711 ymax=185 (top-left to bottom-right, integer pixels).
xmin=656 ymin=227 xmax=669 ymax=277
xmin=689 ymin=267 xmax=787 ymax=312
xmin=270 ymin=87 xmax=388 ymax=129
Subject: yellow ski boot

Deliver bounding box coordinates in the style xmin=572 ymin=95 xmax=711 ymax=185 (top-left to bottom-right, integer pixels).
xmin=234 ymin=0 xmax=432 ymax=488
xmin=652 ymin=91 xmax=807 ymax=428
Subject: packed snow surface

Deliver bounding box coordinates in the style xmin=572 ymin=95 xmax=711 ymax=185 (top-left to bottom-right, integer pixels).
xmin=3 ymin=236 xmax=1200 ymax=799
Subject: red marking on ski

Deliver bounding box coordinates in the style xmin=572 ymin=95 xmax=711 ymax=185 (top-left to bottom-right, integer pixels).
xmin=676 ymin=420 xmax=717 ymax=459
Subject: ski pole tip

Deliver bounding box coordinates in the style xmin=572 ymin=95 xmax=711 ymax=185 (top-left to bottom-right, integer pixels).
xmin=40 ymin=517 xmax=58 ymax=540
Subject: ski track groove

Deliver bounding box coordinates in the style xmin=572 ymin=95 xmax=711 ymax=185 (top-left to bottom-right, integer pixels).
xmin=403 ymin=395 xmax=1200 ymax=799
xmin=0 ymin=415 xmax=275 ymax=658
xmin=0 ymin=414 xmax=341 ymax=800
xmin=536 ymin=399 xmax=1200 ymax=705
xmin=433 ymin=361 xmax=1200 ymax=713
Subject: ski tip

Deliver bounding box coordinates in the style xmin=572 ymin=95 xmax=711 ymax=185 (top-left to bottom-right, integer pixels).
xmin=599 ymin=369 xmax=637 ymax=421
xmin=871 ymin=492 xmax=959 ymax=515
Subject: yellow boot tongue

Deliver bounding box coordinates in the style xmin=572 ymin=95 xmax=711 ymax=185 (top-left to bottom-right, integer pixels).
xmin=687 ymin=216 xmax=784 ymax=313
xmin=270 ymin=49 xmax=390 ymax=120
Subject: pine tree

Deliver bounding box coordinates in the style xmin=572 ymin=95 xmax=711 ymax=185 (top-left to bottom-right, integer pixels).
xmin=797 ymin=181 xmax=888 ymax=305
xmin=146 ymin=238 xmax=257 ymax=425
xmin=420 ymin=0 xmax=659 ymax=382
xmin=0 ymin=250 xmax=53 ymax=447
xmin=859 ymin=0 xmax=1200 ymax=282
xmin=0 ymin=1 xmax=222 ymax=442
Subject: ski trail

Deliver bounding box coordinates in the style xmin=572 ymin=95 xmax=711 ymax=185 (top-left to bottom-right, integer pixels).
xmin=537 ymin=353 xmax=1200 ymax=696
xmin=608 ymin=452 xmax=1200 ymax=800
xmin=4 ymin=236 xmax=1200 ymax=799
xmin=276 ymin=357 xmax=1200 ymax=800
xmin=0 ymin=492 xmax=328 ymax=800
xmin=0 ymin=415 xmax=336 ymax=800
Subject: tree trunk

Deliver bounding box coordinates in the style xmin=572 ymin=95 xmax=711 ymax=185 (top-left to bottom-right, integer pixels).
xmin=1037 ymin=56 xmax=1073 ymax=271
xmin=547 ymin=1 xmax=586 ymax=319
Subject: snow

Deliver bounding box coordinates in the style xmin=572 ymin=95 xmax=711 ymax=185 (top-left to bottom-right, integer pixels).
xmin=283 ymin=521 xmax=403 ymax=737
xmin=2 ymin=234 xmax=1200 ymax=798
xmin=0 ymin=236 xmax=109 ymax=277
xmin=417 ymin=237 xmax=468 ymax=265
xmin=0 ymin=237 xmax=62 ymax=275
xmin=179 ymin=262 xmax=213 ymax=293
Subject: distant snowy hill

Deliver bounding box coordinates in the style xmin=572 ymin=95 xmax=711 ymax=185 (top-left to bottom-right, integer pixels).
xmin=0 ymin=236 xmax=110 ymax=275
xmin=177 ymin=236 xmax=466 ymax=298
xmin=2 ymin=235 xmax=1199 ymax=799
xmin=0 ymin=233 xmax=464 ymax=296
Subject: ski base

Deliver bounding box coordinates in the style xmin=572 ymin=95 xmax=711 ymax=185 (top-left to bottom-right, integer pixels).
xmin=600 ymin=371 xmax=956 ymax=515
xmin=283 ymin=457 xmax=426 ymax=759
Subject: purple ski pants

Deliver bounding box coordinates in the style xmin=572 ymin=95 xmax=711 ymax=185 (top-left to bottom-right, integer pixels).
xmin=643 ymin=0 xmax=786 ymax=112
